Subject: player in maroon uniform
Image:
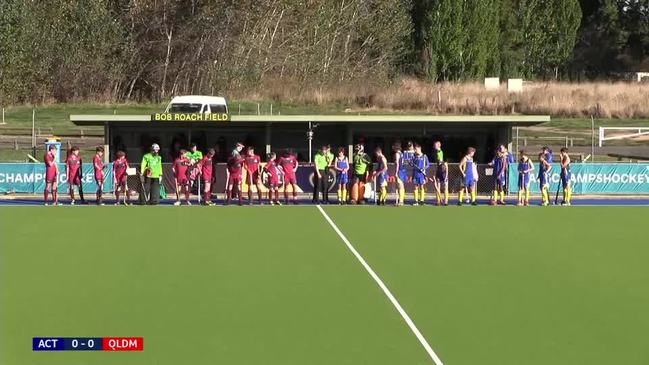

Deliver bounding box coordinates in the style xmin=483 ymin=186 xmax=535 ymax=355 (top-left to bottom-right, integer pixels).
xmin=113 ymin=151 xmax=130 ymax=205
xmin=244 ymin=146 xmax=263 ymax=204
xmin=200 ymin=149 xmax=216 ymax=205
xmin=263 ymin=152 xmax=281 ymax=205
xmin=44 ymin=144 xmax=60 ymax=205
xmin=278 ymin=149 xmax=299 ymax=204
xmin=65 ymin=146 xmax=82 ymax=205
xmin=93 ymin=146 xmax=105 ymax=205
xmin=172 ymin=149 xmax=191 ymax=205
xmin=226 ymin=153 xmax=244 ymax=205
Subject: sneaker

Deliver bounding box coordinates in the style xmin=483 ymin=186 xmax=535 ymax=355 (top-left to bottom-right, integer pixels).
xmin=471 ymin=201 xmax=478 ymax=206
xmin=270 ymin=201 xmax=275 ymax=205
xmin=44 ymin=202 xmax=49 ymax=206
xmin=412 ymin=202 xmax=419 ymax=206
xmin=186 ymin=201 xmax=192 ymax=206
xmin=114 ymin=202 xmax=120 ymax=206
xmin=524 ymin=201 xmax=530 ymax=206
xmin=276 ymin=200 xmax=282 ymax=206
xmin=70 ymin=200 xmax=75 ymax=206
xmin=517 ymin=202 xmax=523 ymax=206
xmin=174 ymin=201 xmax=181 ymax=206
xmin=457 ymin=202 xmax=462 ymax=206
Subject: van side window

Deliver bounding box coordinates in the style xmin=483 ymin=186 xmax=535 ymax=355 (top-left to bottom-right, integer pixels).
xmin=210 ymin=104 xmax=227 ymax=113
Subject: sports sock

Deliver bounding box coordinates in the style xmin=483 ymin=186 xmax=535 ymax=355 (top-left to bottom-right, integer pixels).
xmin=500 ymin=191 xmax=505 ymax=202
xmin=342 ymin=189 xmax=347 ymax=201
xmin=435 ymin=190 xmax=441 ymax=202
xmin=53 ymin=189 xmax=58 ymax=202
xmin=358 ymin=182 xmax=365 ymax=202
xmin=338 ymin=189 xmax=342 ymax=201
xmin=525 ymin=190 xmax=530 ymax=202
xmin=44 ymin=189 xmax=49 ymax=202
xmin=444 ymin=190 xmax=449 ymax=204
xmin=413 ymin=187 xmax=419 ymax=202
xmin=399 ymin=187 xmax=405 ymax=204
xmin=459 ymin=190 xmax=465 ymax=202
xmin=420 ymin=186 xmax=425 ymax=202
xmin=470 ymin=189 xmax=476 ymax=202
xmin=566 ymin=187 xmax=572 ymax=203
xmin=517 ymin=190 xmax=523 ymax=203
xmin=380 ymin=187 xmax=387 ymax=203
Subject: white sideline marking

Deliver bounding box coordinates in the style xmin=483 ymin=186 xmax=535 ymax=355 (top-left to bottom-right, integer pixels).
xmin=316 ymin=205 xmax=444 ymax=365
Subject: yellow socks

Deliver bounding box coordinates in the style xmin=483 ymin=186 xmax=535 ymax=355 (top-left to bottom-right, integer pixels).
xmin=459 ymin=190 xmax=465 ymax=202
xmin=525 ymin=190 xmax=530 ymax=202
xmin=380 ymin=187 xmax=387 ymax=203
xmin=444 ymin=191 xmax=449 ymax=204
xmin=518 ymin=191 xmax=523 ymax=203
xmin=419 ymin=187 xmax=425 ymax=202
xmin=399 ymin=187 xmax=405 ymax=204
xmin=470 ymin=189 xmax=476 ymax=202
xmin=499 ymin=190 xmax=505 ymax=203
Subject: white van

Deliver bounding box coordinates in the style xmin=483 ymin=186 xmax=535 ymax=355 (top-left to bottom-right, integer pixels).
xmin=164 ymin=95 xmax=228 ymax=114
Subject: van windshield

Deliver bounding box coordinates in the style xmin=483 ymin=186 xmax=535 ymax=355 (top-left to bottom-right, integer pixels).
xmin=169 ymin=103 xmax=202 ymax=113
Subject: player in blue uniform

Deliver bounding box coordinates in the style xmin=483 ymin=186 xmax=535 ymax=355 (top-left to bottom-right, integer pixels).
xmin=433 ymin=158 xmax=449 ymax=206
xmin=334 ymin=147 xmax=349 ymax=204
xmin=560 ymin=147 xmax=572 ymax=205
xmin=517 ymin=150 xmax=534 ymax=206
xmin=537 ymin=152 xmax=552 ymax=206
xmin=458 ymin=147 xmax=477 ymax=205
xmin=489 ymin=149 xmax=508 ymax=205
xmin=373 ymin=147 xmax=389 ymax=205
xmin=399 ymin=141 xmax=415 ymax=204
xmin=411 ymin=143 xmax=430 ymax=205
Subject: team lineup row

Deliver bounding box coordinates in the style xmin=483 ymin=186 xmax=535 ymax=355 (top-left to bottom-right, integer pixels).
xmin=40 ymin=141 xmax=574 ymax=207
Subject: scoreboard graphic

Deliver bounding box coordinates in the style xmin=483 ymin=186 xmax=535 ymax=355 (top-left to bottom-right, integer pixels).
xmin=33 ymin=337 xmax=143 ymax=351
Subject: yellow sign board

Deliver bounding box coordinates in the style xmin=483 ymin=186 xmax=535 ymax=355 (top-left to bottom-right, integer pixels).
xmin=151 ymin=113 xmax=230 ymax=122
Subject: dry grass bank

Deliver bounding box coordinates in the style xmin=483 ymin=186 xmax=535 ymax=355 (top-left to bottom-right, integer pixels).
xmin=231 ymin=78 xmax=649 ymax=118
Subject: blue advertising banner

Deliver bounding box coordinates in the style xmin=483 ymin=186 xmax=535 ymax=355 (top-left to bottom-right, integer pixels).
xmin=0 ymin=163 xmax=113 ymax=193
xmin=508 ymin=163 xmax=649 ymax=194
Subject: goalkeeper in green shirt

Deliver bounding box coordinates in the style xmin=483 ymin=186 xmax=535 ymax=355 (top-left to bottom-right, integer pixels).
xmin=140 ymin=143 xmax=163 ymax=205
xmin=351 ymin=144 xmax=371 ymax=204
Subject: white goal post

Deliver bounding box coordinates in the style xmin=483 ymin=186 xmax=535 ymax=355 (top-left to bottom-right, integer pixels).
xmin=598 ymin=127 xmax=649 ymax=147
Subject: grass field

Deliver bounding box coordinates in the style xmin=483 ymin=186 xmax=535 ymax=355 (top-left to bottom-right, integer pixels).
xmin=1 ymin=206 xmax=649 ymax=365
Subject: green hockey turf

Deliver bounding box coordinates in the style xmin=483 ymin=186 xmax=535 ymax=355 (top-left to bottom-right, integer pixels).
xmin=1 ymin=205 xmax=648 ymax=365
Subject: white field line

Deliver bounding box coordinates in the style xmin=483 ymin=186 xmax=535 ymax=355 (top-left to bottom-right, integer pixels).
xmin=316 ymin=204 xmax=444 ymax=365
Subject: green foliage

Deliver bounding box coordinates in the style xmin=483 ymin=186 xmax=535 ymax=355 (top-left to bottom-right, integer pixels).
xmin=4 ymin=0 xmax=649 ymax=103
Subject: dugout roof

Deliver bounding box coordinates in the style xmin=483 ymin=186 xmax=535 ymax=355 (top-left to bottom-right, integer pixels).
xmin=70 ymin=114 xmax=550 ymax=126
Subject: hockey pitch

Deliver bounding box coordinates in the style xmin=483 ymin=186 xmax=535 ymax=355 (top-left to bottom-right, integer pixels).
xmin=1 ymin=205 xmax=648 ymax=365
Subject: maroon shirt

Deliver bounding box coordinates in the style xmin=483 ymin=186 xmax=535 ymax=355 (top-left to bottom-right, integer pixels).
xmin=244 ymin=154 xmax=261 ymax=173
xmin=113 ymin=157 xmax=129 ymax=178
xmin=201 ymin=155 xmax=214 ymax=181
xmin=93 ymin=154 xmax=104 ymax=180
xmin=227 ymin=155 xmax=244 ymax=177
xmin=66 ymin=154 xmax=81 ymax=179
xmin=278 ymin=154 xmax=298 ymax=178
xmin=174 ymin=156 xmax=190 ymax=180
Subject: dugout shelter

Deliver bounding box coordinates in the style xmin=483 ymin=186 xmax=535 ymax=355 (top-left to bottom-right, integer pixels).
xmin=70 ymin=114 xmax=549 ymax=164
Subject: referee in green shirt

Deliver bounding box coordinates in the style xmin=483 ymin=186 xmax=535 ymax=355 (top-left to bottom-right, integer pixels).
xmin=140 ymin=143 xmax=163 ymax=205
xmin=313 ymin=145 xmax=334 ymax=203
